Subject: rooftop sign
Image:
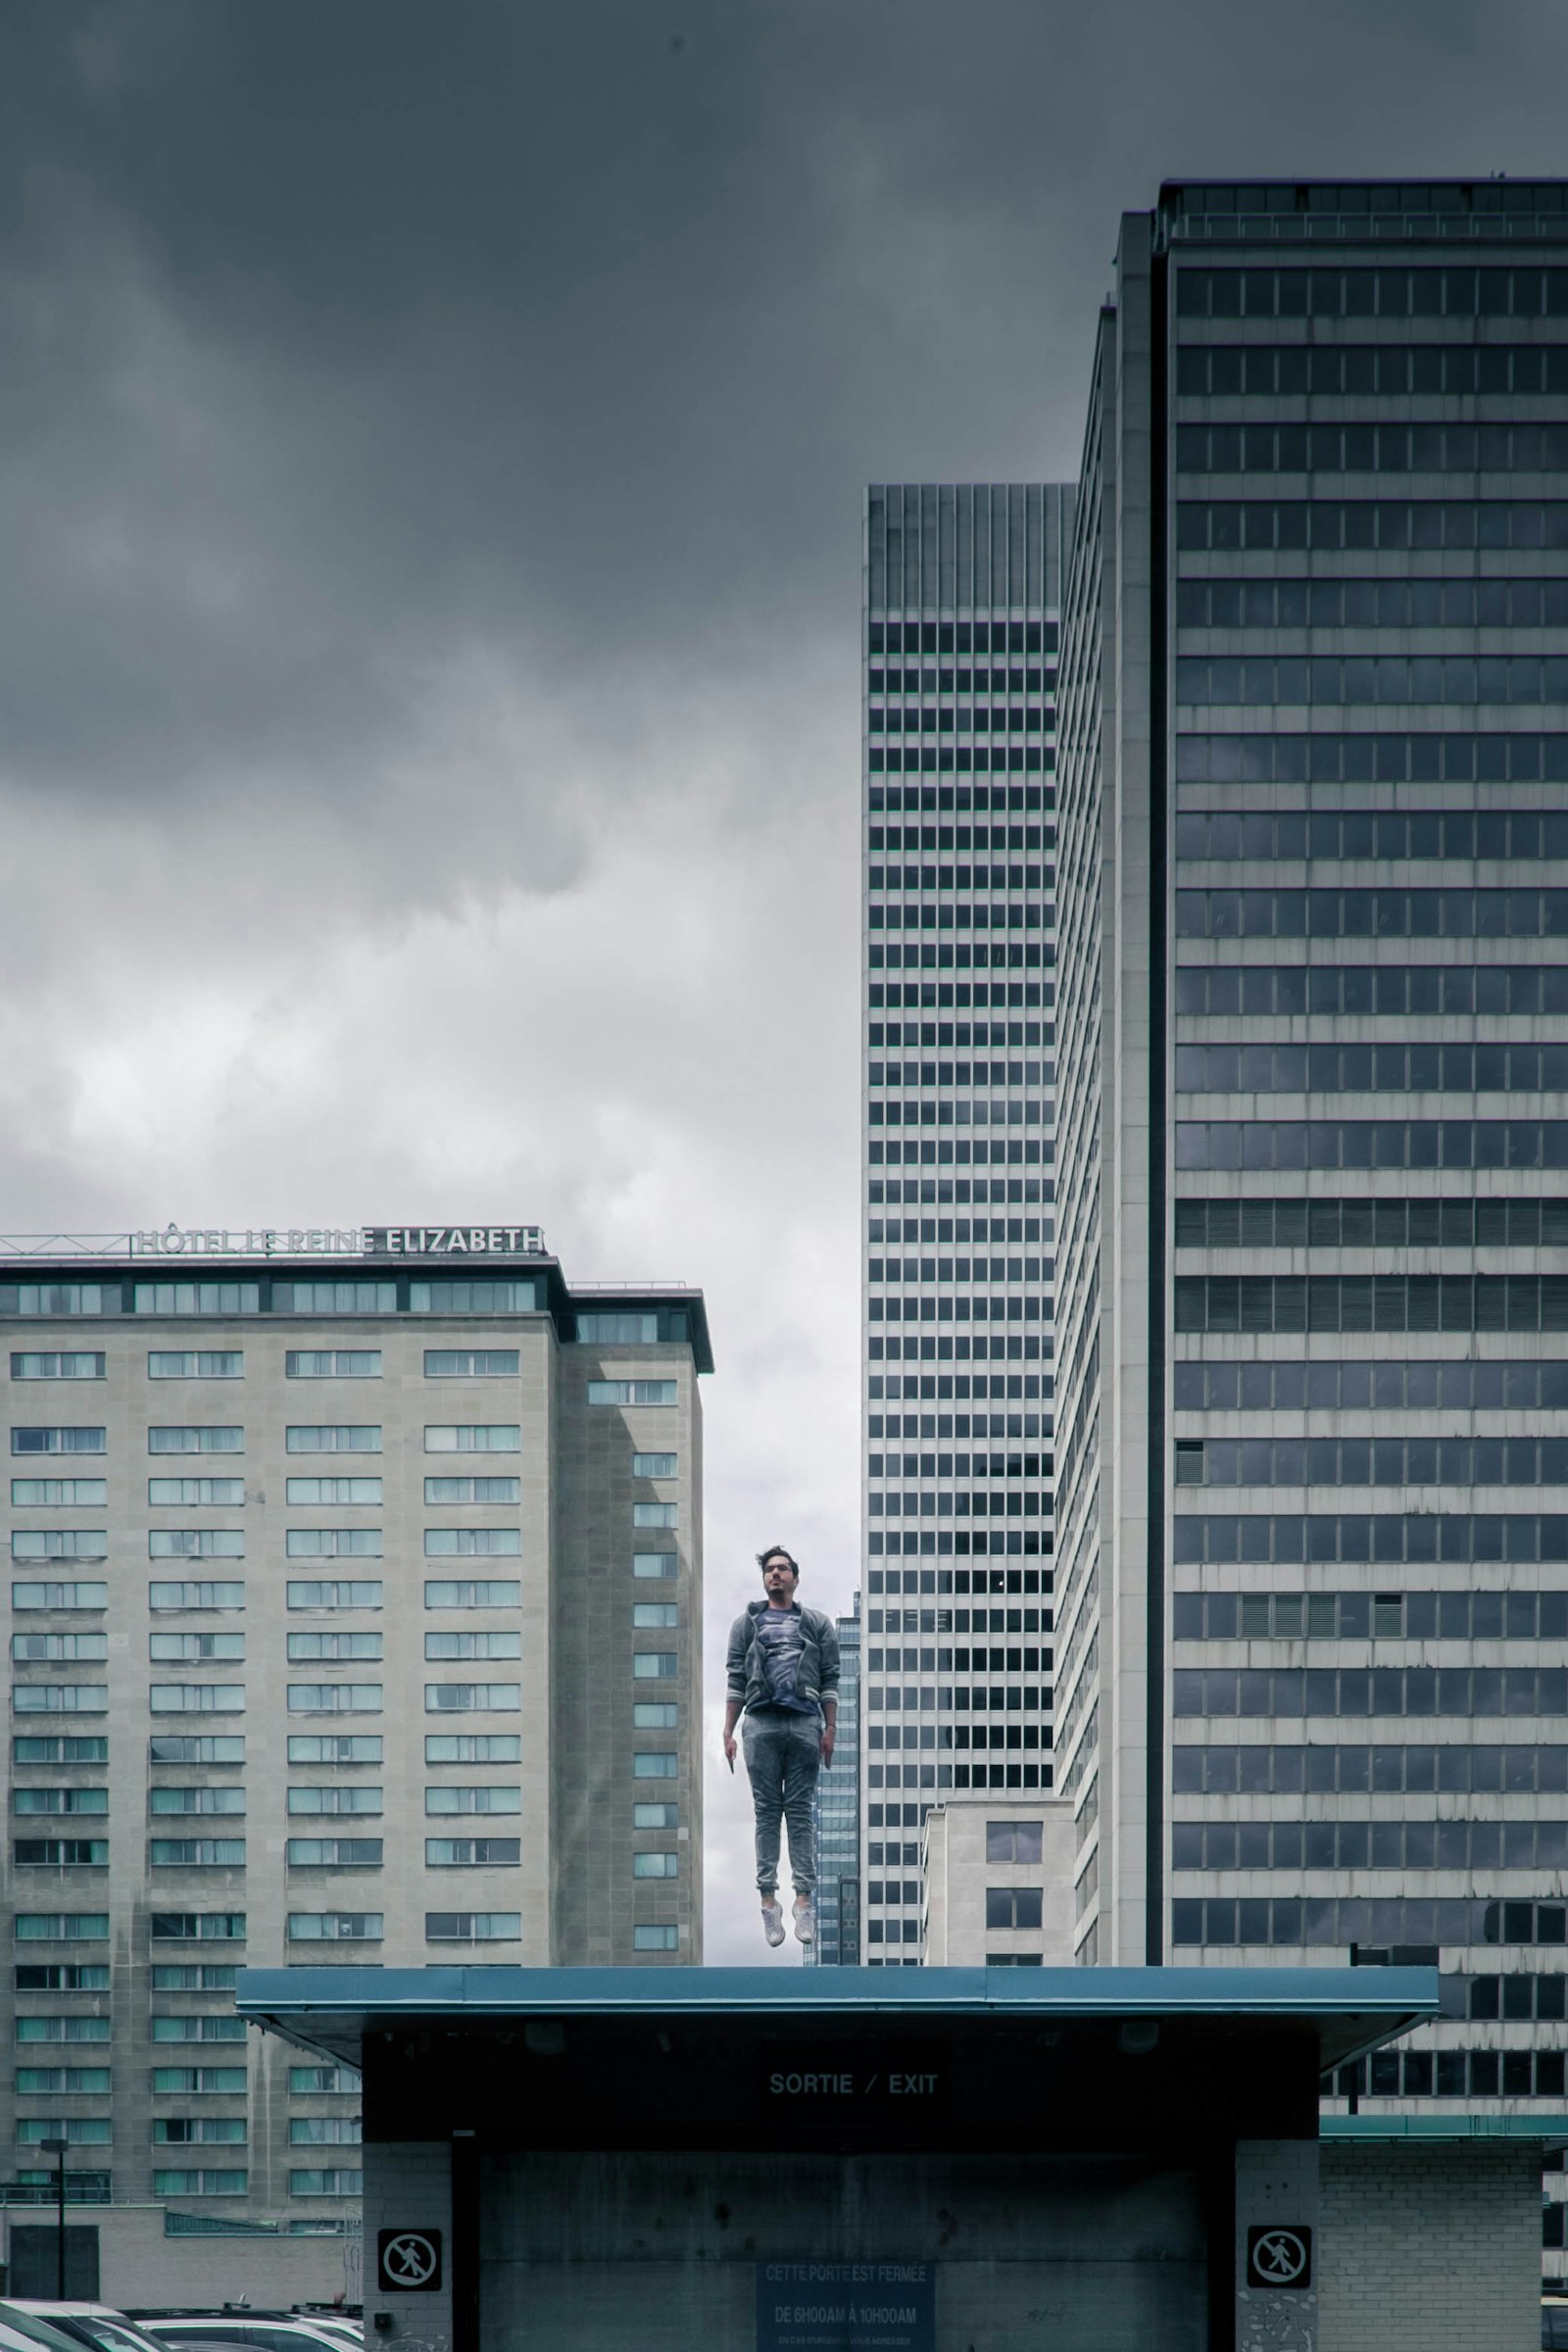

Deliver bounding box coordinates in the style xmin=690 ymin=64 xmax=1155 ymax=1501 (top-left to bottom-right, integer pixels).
xmin=0 ymin=1226 xmax=548 ymax=1262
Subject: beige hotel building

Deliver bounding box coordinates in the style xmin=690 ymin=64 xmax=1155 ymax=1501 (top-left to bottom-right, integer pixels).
xmin=0 ymin=1224 xmax=708 ymax=2228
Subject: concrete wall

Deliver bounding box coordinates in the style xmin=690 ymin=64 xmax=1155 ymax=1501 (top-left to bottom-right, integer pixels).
xmin=1319 ymin=2140 xmax=1542 ymax=2352
xmin=0 ymin=2201 xmax=348 ymax=2309
xmin=364 ymin=2139 xmax=453 ymax=2352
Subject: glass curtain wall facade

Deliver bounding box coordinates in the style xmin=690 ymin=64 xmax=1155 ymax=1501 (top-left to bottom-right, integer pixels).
xmin=862 ymin=484 xmax=1072 ymax=1963
xmin=0 ymin=1236 xmax=709 ymax=2226
xmin=1052 ymin=179 xmax=1568 ymax=2272
xmin=804 ymin=1595 xmax=861 ymax=1967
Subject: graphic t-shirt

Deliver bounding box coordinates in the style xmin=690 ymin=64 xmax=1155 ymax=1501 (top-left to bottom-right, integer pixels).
xmin=753 ymin=1607 xmax=817 ymax=1715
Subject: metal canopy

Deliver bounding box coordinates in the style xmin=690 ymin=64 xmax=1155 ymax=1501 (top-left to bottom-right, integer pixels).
xmin=237 ymin=1962 xmax=1436 ymax=2077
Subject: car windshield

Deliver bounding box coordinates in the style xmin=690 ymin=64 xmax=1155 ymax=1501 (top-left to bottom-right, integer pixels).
xmin=74 ymin=2327 xmax=178 ymax=2352
xmin=0 ymin=2316 xmax=97 ymax=2352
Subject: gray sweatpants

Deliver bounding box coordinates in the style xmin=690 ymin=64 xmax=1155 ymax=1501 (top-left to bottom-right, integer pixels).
xmin=742 ymin=1707 xmax=822 ymax=1897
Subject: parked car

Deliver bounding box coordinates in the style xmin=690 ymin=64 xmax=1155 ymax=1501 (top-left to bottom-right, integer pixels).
xmin=5 ymin=2314 xmax=186 ymax=2352
xmin=3 ymin=2309 xmax=225 ymax=2352
xmin=0 ymin=2311 xmax=92 ymax=2352
xmin=133 ymin=2319 xmax=356 ymax=2352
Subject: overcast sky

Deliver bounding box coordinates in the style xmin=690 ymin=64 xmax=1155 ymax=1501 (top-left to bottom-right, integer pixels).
xmin=3 ymin=0 xmax=1567 ymax=1964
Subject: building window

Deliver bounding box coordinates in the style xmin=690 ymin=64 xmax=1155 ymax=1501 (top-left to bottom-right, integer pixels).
xmin=11 ymin=1429 xmax=106 ymax=1457
xmin=633 ymin=1704 xmax=678 ymax=1728
xmin=148 ymin=1427 xmax=241 ymax=1455
xmin=632 ymin=1853 xmax=678 ymax=1878
xmin=286 ymin=1633 xmax=382 ymax=1663
xmin=152 ymin=2168 xmax=249 ymax=2194
xmin=423 ymin=1475 xmax=519 ymax=1503
xmin=133 ymin=1284 xmax=258 ymax=1315
xmin=424 ymin=1734 xmax=521 ymax=1763
xmin=424 ymin=1837 xmax=520 ymax=1866
xmin=588 ymin=1381 xmax=677 ymax=1406
xmin=286 ymin=1582 xmax=383 ymax=1611
xmin=632 ymin=1752 xmax=678 ymax=1778
xmin=408 ymin=1282 xmax=538 ymax=1314
xmin=285 ymin=1427 xmax=380 ymax=1454
xmin=633 ymin=1803 xmax=678 ymax=1830
xmin=633 ymin=1503 xmax=678 ymax=1529
xmin=576 ymin=1313 xmax=660 ymax=1344
xmin=633 ymin=1553 xmax=678 ymax=1579
xmin=0 ymin=1288 xmax=108 ymax=1318
xmin=287 ymin=2168 xmax=362 ymax=2195
xmin=984 ymin=1886 xmax=1043 ymax=1930
xmin=422 ymin=1529 xmax=521 ymax=1557
xmin=284 ymin=1685 xmax=380 ymax=1715
xmin=423 ymin=1683 xmax=520 ymax=1713
xmin=272 ymin=1283 xmax=395 ymax=1314
xmin=149 ymin=1582 xmax=245 ymax=1611
xmin=12 ymin=1534 xmax=108 ymax=1562
xmin=423 ymin=1632 xmax=520 ymax=1661
xmin=149 ymin=1531 xmax=245 ymax=1559
xmin=148 ymin=1477 xmax=244 ymax=1505
xmin=633 ymin=1453 xmax=678 ymax=1477
xmin=286 ymin=1736 xmax=380 ymax=1764
xmin=286 ymin=1838 xmax=382 ymax=1867
xmin=633 ymin=1604 xmax=679 ymax=1628
xmin=12 ymin=1480 xmax=107 ymax=1507
xmin=424 ymin=1426 xmax=520 ymax=1454
xmin=424 ymin=1350 xmax=521 ymax=1377
xmin=423 ymin=1580 xmax=519 ymax=1608
xmin=285 ymin=1352 xmax=382 ymax=1379
xmin=286 ymin=1913 xmax=382 ymax=1943
xmin=149 ymin=1353 xmax=245 ymax=1380
xmin=632 ymin=1926 xmax=679 ymax=1950
xmin=287 ymin=1788 xmax=382 ymax=1816
xmin=632 ymin=1653 xmax=678 ymax=1680
xmin=10 ymin=1355 xmax=105 ymax=1382
xmin=424 ymin=1786 xmax=520 ymax=1815
xmin=423 ymin=1911 xmax=521 ymax=1943
xmin=285 ymin=1530 xmax=383 ymax=1558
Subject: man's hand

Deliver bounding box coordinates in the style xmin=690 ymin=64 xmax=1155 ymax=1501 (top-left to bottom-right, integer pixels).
xmin=723 ymin=1731 xmax=737 ymax=1771
xmin=819 ymin=1728 xmax=835 ymax=1766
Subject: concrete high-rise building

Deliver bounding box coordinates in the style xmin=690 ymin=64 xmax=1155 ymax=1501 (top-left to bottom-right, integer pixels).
xmin=861 ymin=485 xmax=1071 ymax=1963
xmin=0 ymin=1224 xmax=709 ymax=2226
xmin=803 ymin=1593 xmax=860 ymax=1967
xmin=1052 ymin=177 xmax=1568 ymax=2261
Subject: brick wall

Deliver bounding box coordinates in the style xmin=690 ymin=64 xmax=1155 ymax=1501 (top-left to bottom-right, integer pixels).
xmin=364 ymin=2139 xmax=453 ymax=2352
xmin=1319 ymin=2140 xmax=1541 ymax=2352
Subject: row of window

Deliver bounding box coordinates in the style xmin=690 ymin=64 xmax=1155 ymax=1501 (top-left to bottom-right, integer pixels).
xmin=865 ymin=1722 xmax=1050 ymax=1749
xmin=1175 ymin=342 xmax=1568 ymax=397
xmin=11 ymin=1531 xmax=537 ymax=1562
xmin=1175 ymin=1817 xmax=1568 ymax=1870
xmin=1177 ymin=422 xmax=1568 ymax=474
xmin=1178 ymin=499 xmax=1568 ymax=553
xmin=869 ymin=1062 xmax=1049 ymax=1091
xmin=1176 ymin=886 xmax=1568 ymax=939
xmin=1170 ymin=1741 xmax=1568 ymax=1794
xmin=1174 ymin=1198 xmax=1568 ymax=1251
xmin=1174 ymin=1590 xmax=1568 ymax=1642
xmin=12 ymin=1478 xmax=521 ymax=1504
xmin=869 ymin=666 xmax=1052 ymax=695
xmin=1174 ymin=1272 xmax=1568 ymax=1335
xmin=11 ymin=1424 xmax=524 ymax=1454
xmin=867 ymin=1645 xmax=1051 ymax=1673
xmin=868 ymin=708 xmax=1046 ymax=735
xmin=870 ymin=1607 xmax=1050 ymax=1632
xmin=1184 ymin=659 xmax=1568 ymax=710
xmin=1178 ymin=1040 xmax=1568 ymax=1095
xmin=1176 ymin=1119 xmax=1568 ymax=1171
xmin=1177 ymin=573 xmax=1568 ymax=630
xmin=12 ymin=1837 xmax=533 ymax=1869
xmin=16 ymin=1633 xmax=526 ymax=1661
xmin=1174 ymin=263 xmax=1568 ymax=318
xmin=8 ymin=1349 xmax=527 ymax=1383
xmin=868 ymin=621 xmax=1054 ymax=656
xmin=12 ymin=1684 xmax=530 ymax=1714
xmin=1176 ymin=808 xmax=1568 ymax=860
xmin=9 ymin=1734 xmax=532 ymax=1764
xmin=1337 ymin=2050 xmax=1568 ymax=2101
xmin=1174 ymin=1667 xmax=1568 ymax=1717
xmin=9 ymin=1579 xmax=526 ymax=1612
xmin=1171 ymin=1895 xmax=1568 ymax=1948
xmin=1176 ymin=1512 xmax=1568 ymax=1566
xmin=0 ymin=1281 xmax=542 ymax=1318
xmin=1176 ymin=1433 xmax=1568 ymax=1488
xmin=1175 ymin=730 xmax=1568 ymax=784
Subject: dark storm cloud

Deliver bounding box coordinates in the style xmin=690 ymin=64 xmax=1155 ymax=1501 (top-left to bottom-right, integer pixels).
xmin=0 ymin=0 xmax=1564 ymax=806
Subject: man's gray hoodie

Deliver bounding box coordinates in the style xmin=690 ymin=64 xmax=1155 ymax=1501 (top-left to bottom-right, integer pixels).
xmin=726 ymin=1597 xmax=841 ymax=1716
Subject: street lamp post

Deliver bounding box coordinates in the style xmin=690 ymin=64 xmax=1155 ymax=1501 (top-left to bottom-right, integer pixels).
xmin=38 ymin=2137 xmax=66 ymax=2298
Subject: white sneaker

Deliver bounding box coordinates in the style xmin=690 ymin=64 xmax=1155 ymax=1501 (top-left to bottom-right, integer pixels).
xmin=761 ymin=1900 xmax=786 ymax=1948
xmin=793 ymin=1897 xmax=815 ymax=1945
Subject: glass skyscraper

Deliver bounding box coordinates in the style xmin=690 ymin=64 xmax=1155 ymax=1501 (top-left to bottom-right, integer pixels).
xmin=1052 ymin=179 xmax=1568 ymax=2270
xmin=861 ymin=484 xmax=1070 ymax=1962
xmin=804 ymin=1594 xmax=861 ymax=1967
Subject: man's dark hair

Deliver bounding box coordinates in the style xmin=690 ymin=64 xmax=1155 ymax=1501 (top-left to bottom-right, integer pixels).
xmin=757 ymin=1545 xmax=799 ymax=1579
